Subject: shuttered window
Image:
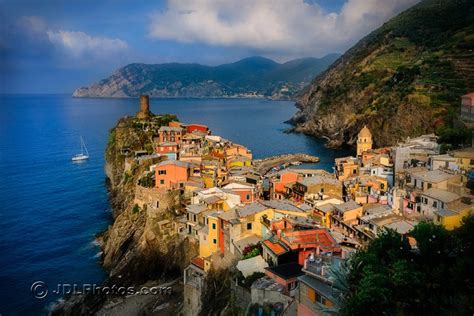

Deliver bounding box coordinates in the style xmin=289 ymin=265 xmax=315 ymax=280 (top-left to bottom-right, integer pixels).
xmin=308 ymin=287 xmax=315 ymax=301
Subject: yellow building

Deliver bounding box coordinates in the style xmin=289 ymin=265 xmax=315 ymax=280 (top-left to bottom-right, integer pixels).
xmin=451 ymin=148 xmax=474 ymax=172
xmin=335 ymin=156 xmax=359 ymax=181
xmin=434 ymin=203 xmax=473 ymax=230
xmin=199 ymin=212 xmax=220 ymax=258
xmin=357 ymin=125 xmax=373 ymax=156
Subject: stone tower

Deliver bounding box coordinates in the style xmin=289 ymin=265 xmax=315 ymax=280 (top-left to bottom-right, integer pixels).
xmin=357 ymin=125 xmax=373 ymax=156
xmin=136 ymin=95 xmax=151 ymax=119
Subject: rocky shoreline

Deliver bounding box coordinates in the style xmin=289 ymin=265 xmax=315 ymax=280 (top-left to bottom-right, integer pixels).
xmin=52 ymin=116 xmax=199 ymax=315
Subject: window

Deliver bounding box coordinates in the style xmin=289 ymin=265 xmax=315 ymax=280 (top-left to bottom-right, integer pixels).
xmin=246 ymin=194 xmax=250 ymax=201
xmin=427 ymin=183 xmax=432 ymax=189
xmin=433 ymin=201 xmax=438 ymax=208
xmin=247 ymin=223 xmax=252 ymax=230
xmin=213 ymin=239 xmax=217 ymax=244
xmin=160 ymin=180 xmax=165 ymax=185
xmin=320 ymin=188 xmax=324 ymax=193
xmin=193 ymin=214 xmax=197 ymax=222
xmin=158 ymin=170 xmax=167 ymax=175
xmin=212 ymin=223 xmax=216 ymax=229
xmin=308 ymin=288 xmax=316 ymax=301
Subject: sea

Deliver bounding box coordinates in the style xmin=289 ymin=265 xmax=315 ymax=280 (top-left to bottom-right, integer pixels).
xmin=0 ymin=94 xmax=352 ymax=315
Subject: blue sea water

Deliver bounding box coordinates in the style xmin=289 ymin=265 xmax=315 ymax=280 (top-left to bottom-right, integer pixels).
xmin=0 ymin=94 xmax=352 ymax=315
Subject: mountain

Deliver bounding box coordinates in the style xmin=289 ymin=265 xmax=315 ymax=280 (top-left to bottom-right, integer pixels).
xmin=73 ymin=55 xmax=339 ymax=99
xmin=289 ymin=0 xmax=474 ymax=148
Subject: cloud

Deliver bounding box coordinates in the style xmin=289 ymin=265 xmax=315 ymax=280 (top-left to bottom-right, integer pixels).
xmin=149 ymin=0 xmax=419 ymax=58
xmin=47 ymin=30 xmax=128 ymax=59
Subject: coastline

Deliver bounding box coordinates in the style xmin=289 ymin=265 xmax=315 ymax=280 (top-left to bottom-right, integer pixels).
xmin=71 ymin=94 xmax=296 ymax=101
xmin=53 ymin=106 xmax=324 ymax=314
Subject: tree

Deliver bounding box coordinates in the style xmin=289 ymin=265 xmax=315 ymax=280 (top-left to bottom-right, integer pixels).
xmin=337 ymin=217 xmax=474 ymax=315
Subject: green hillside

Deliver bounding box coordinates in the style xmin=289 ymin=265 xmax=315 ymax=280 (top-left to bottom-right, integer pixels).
xmin=73 ymin=55 xmax=339 ymax=99
xmin=291 ymin=0 xmax=474 ymax=148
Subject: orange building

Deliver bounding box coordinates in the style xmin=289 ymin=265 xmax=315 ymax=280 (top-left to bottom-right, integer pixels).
xmin=155 ymin=160 xmax=190 ymax=189
xmin=225 ymin=144 xmax=253 ymax=160
xmin=278 ymin=229 xmax=341 ymax=265
xmin=156 ymin=141 xmax=178 ymax=159
xmin=222 ymin=182 xmax=256 ymax=204
xmin=158 ymin=126 xmax=184 ymax=143
xmin=335 ymin=156 xmax=359 ymax=181
xmin=270 ymin=170 xmax=299 ymax=200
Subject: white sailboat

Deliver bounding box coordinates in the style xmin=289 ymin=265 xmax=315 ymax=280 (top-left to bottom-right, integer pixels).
xmin=72 ymin=136 xmax=89 ymax=161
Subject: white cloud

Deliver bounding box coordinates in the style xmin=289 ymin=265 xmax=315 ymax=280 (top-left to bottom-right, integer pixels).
xmin=149 ymin=0 xmax=419 ymax=58
xmin=47 ymin=30 xmax=128 ymax=59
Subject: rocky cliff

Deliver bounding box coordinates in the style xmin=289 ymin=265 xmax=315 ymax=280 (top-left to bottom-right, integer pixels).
xmin=290 ymin=0 xmax=474 ymax=148
xmin=73 ymin=55 xmax=339 ymax=100
xmin=53 ymin=115 xmax=198 ymax=315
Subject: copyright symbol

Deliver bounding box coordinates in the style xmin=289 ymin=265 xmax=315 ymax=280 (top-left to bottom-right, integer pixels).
xmin=31 ymin=281 xmax=48 ymax=299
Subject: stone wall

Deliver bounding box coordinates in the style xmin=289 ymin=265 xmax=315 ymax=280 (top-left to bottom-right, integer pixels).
xmin=134 ymin=186 xmax=180 ymax=216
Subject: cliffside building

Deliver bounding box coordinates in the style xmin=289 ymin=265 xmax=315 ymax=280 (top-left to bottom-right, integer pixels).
xmin=357 ymin=125 xmax=373 ymax=156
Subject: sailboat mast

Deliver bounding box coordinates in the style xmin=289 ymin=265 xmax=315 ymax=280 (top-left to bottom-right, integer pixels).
xmin=81 ymin=136 xmax=89 ymax=156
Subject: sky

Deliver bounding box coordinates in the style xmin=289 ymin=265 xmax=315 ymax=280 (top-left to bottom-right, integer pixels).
xmin=0 ymin=0 xmax=419 ymax=94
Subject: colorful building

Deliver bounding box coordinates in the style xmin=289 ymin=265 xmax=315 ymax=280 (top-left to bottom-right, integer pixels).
xmin=225 ymin=144 xmax=253 ymax=160
xmin=222 ymin=182 xmax=256 ymax=204
xmin=335 ymin=156 xmax=359 ymax=181
xmin=155 ymin=159 xmax=191 ymax=189
xmin=264 ymin=263 xmax=304 ymax=297
xmin=287 ymin=176 xmax=342 ymax=202
xmin=158 ymin=126 xmax=184 ymax=143
xmin=186 ymin=123 xmax=209 ymax=134
xmin=156 ymin=141 xmax=178 ymax=160
xmin=270 ymin=170 xmax=299 ymax=200
xmin=297 ymin=255 xmax=341 ymax=315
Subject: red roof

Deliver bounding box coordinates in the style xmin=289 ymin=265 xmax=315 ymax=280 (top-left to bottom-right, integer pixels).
xmin=191 ymin=257 xmax=205 ymax=270
xmin=280 ymin=229 xmax=340 ymax=253
xmin=263 ymin=239 xmax=288 ymax=255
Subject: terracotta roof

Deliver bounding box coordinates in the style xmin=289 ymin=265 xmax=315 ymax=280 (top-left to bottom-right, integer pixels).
xmin=280 ymin=229 xmax=339 ymax=252
xmin=263 ymin=239 xmax=288 ymax=256
xmin=191 ymin=257 xmax=205 ymax=270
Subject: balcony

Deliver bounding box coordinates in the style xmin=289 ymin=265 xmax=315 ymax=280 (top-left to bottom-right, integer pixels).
xmin=302 ymin=255 xmax=342 ymax=282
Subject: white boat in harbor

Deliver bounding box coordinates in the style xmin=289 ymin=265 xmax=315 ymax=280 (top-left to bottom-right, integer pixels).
xmin=72 ymin=136 xmax=89 ymax=161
